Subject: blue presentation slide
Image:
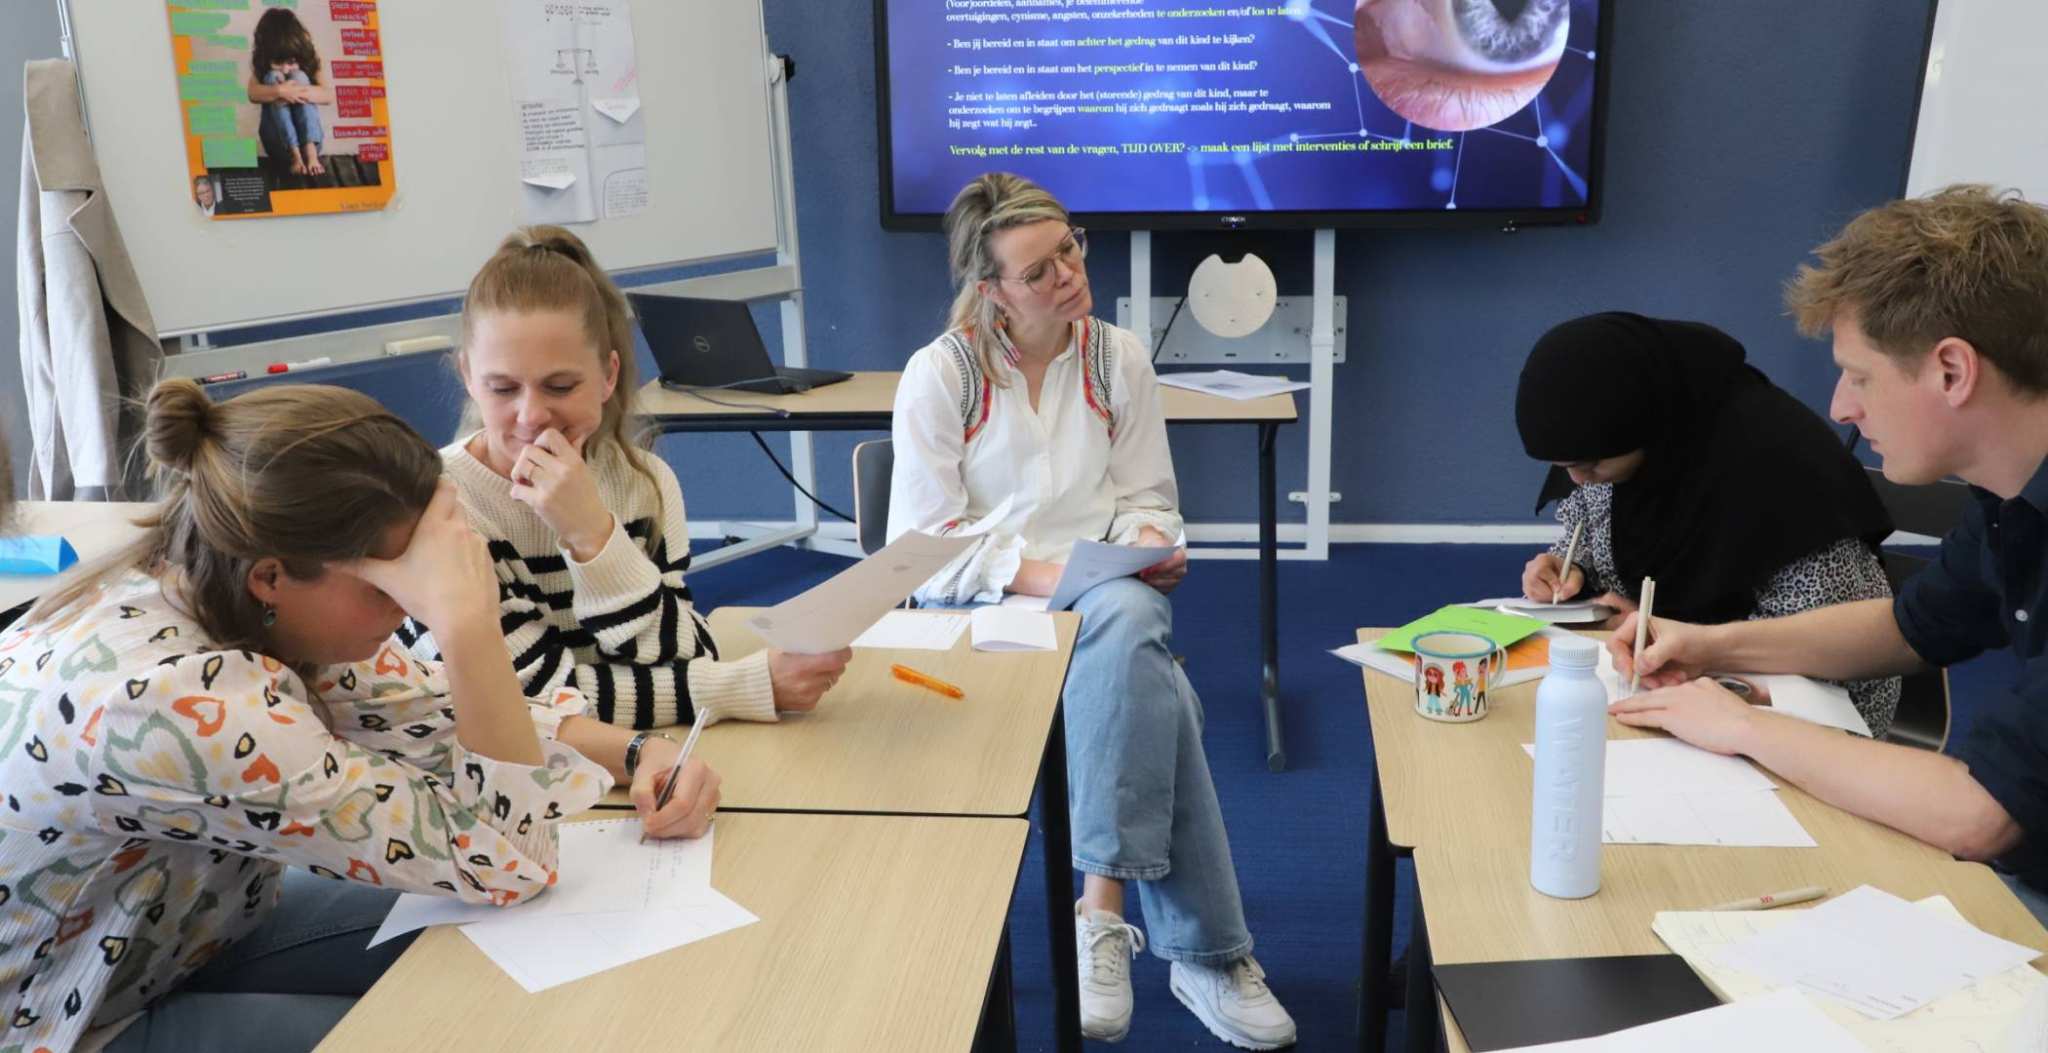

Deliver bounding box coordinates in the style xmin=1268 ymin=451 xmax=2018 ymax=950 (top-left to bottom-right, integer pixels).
xmin=885 ymin=0 xmax=1602 ymax=217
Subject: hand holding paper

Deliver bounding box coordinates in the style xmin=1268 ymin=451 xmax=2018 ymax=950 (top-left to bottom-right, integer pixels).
xmin=1045 ymin=535 xmax=1183 ymax=611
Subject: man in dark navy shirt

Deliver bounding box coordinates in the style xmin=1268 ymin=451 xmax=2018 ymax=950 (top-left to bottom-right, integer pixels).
xmin=1605 ymin=185 xmax=2048 ymax=919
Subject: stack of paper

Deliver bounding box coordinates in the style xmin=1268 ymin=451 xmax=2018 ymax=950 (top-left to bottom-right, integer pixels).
xmin=1469 ymin=595 xmax=1617 ymax=626
xmin=1155 ymin=370 xmax=1310 ymax=400
xmin=1710 ymin=885 xmax=2042 ymax=1020
xmin=1655 ymin=893 xmax=2048 ymax=1052
xmin=1493 ymin=989 xmax=1868 ymax=1052
xmin=371 ymin=820 xmax=757 ymax=992
xmin=1521 ymin=739 xmax=1815 ymax=848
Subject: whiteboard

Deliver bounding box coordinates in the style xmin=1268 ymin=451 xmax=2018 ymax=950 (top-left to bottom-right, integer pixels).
xmin=1905 ymin=0 xmax=2048 ymax=199
xmin=65 ymin=1 xmax=780 ymax=337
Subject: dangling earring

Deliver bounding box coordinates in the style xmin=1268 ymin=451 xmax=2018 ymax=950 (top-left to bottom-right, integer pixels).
xmin=261 ymin=604 xmax=278 ymax=628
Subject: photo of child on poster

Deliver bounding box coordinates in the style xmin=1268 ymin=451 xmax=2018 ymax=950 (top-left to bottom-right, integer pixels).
xmin=169 ymin=1 xmax=396 ymax=219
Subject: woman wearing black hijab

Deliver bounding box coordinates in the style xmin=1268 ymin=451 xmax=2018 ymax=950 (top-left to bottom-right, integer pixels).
xmin=1514 ymin=312 xmax=1901 ymax=735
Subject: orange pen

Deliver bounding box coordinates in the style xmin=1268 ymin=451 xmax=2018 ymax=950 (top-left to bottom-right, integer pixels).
xmin=892 ymin=663 xmax=965 ymax=700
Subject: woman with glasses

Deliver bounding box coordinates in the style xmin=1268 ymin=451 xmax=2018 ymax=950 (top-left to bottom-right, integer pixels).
xmin=885 ymin=173 xmax=1297 ymax=1050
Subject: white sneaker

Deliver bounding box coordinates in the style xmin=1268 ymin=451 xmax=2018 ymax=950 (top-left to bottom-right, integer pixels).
xmin=1170 ymin=956 xmax=1298 ymax=1050
xmin=1075 ymin=900 xmax=1145 ymax=1042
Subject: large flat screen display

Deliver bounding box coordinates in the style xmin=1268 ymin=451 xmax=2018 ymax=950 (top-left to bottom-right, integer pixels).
xmin=877 ymin=0 xmax=1611 ymax=230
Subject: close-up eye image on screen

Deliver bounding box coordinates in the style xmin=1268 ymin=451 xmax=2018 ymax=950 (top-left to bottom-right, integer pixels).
xmin=876 ymin=0 xmax=1608 ymax=229
xmin=1354 ymin=0 xmax=1569 ymax=131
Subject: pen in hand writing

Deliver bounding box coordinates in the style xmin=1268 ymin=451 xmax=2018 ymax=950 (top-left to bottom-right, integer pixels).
xmin=1628 ymin=576 xmax=1656 ymax=696
xmin=1555 ymin=521 xmax=1584 ymax=605
xmin=642 ymin=710 xmax=708 ymax=845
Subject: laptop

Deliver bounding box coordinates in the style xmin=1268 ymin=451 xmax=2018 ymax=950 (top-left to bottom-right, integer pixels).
xmin=628 ymin=292 xmax=851 ymax=395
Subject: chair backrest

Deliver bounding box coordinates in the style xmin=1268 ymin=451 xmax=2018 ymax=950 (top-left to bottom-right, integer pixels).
xmin=852 ymin=439 xmax=894 ymax=556
xmin=1843 ymin=429 xmax=1966 ymax=750
xmin=1861 ymin=465 xmax=1975 ymax=540
xmin=1874 ymin=549 xmax=1953 ymax=751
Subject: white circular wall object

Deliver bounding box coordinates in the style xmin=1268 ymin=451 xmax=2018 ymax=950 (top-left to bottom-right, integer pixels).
xmin=1187 ymin=253 xmax=1278 ymax=338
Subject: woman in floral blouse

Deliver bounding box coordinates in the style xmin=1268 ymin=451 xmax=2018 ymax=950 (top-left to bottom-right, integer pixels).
xmin=0 ymin=379 xmax=716 ymax=1052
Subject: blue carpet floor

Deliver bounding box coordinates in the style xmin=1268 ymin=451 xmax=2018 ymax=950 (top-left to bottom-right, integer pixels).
xmin=685 ymin=540 xmax=2017 ymax=1052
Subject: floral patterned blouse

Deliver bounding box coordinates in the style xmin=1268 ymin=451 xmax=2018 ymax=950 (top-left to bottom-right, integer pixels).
xmin=0 ymin=570 xmax=610 ymax=1051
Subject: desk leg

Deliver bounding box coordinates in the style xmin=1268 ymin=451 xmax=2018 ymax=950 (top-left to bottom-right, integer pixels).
xmin=1259 ymin=421 xmax=1285 ymax=772
xmin=1404 ymin=893 xmax=1440 ymax=1053
xmin=1039 ymin=704 xmax=1081 ymax=1053
xmin=1358 ymin=784 xmax=1395 ymax=1053
xmin=972 ymin=929 xmax=1019 ymax=1053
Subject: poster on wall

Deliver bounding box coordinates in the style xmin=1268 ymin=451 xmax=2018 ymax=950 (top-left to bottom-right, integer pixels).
xmin=167 ymin=0 xmax=396 ymax=219
xmin=500 ymin=0 xmax=648 ymax=225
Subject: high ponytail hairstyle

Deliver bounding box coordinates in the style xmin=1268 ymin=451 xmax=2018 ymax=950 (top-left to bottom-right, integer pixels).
xmin=28 ymin=380 xmax=441 ymax=651
xmin=942 ymin=173 xmax=1072 ymax=388
xmin=458 ymin=226 xmax=664 ymax=542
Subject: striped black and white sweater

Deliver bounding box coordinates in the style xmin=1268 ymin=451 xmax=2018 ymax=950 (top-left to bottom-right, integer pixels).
xmin=399 ymin=436 xmax=776 ymax=729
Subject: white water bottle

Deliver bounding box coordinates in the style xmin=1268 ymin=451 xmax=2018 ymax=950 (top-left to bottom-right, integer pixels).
xmin=1530 ymin=636 xmax=1608 ymax=899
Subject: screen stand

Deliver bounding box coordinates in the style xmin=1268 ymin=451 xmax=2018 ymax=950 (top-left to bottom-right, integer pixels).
xmin=1128 ymin=228 xmax=1334 ymax=561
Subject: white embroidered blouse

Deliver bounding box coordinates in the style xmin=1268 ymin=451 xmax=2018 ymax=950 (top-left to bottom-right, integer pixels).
xmin=888 ymin=318 xmax=1182 ymax=605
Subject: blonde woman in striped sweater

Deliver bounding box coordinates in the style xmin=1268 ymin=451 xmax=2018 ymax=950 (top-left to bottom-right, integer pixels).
xmin=403 ymin=228 xmax=850 ymax=806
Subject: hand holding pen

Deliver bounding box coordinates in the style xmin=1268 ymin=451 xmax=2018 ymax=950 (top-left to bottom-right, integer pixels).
xmin=635 ymin=712 xmax=719 ymax=843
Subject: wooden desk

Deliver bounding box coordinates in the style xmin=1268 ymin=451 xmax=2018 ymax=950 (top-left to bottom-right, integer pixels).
xmin=602 ymin=607 xmax=1079 ymax=816
xmin=639 ymin=370 xmax=1300 ymax=773
xmin=637 ymin=370 xmax=1300 ymax=427
xmin=320 ymin=812 xmax=1029 ymax=1053
xmin=1354 ymin=626 xmax=2048 ymax=1052
xmin=1416 ymin=849 xmax=2048 ymax=1053
xmin=607 ymin=606 xmax=1083 ymax=1052
xmin=0 ymin=501 xmax=154 ymax=616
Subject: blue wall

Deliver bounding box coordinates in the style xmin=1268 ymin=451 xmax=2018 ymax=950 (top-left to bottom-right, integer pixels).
xmin=683 ymin=0 xmax=1932 ymax=527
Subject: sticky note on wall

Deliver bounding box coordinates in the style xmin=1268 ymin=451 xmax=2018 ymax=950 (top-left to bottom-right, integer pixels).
xmin=186 ymin=104 xmax=237 ymax=136
xmin=202 ymin=136 xmax=259 ymax=169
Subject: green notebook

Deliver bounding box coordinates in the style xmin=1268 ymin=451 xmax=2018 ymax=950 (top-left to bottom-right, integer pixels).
xmin=1375 ymin=604 xmax=1546 ymax=653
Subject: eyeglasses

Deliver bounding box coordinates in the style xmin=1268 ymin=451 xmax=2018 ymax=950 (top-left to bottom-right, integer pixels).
xmin=996 ymin=227 xmax=1088 ymax=295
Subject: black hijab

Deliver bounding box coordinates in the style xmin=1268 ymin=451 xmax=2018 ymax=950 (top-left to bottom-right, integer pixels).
xmin=1514 ymin=312 xmax=1891 ymax=625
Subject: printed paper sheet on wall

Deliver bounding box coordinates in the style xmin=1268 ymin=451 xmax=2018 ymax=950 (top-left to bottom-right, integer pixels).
xmin=500 ymin=0 xmax=649 ymax=225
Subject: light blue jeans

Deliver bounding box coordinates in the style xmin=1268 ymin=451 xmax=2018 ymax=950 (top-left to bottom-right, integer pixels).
xmin=953 ymin=577 xmax=1254 ymax=965
xmin=103 ymin=870 xmax=414 ymax=1053
xmin=259 ymin=69 xmax=323 ymax=154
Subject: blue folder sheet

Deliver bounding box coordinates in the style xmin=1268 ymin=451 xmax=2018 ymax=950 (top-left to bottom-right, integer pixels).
xmin=0 ymin=536 xmax=80 ymax=576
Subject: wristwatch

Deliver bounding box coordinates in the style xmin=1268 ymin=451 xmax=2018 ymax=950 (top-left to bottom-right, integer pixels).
xmin=623 ymin=731 xmax=675 ymax=780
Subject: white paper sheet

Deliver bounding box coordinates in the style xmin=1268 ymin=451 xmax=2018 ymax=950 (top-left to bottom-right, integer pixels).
xmin=1599 ymin=790 xmax=1816 ymax=847
xmin=1656 ymin=895 xmax=2048 ymax=1053
xmin=1045 ymin=538 xmax=1179 ymax=611
xmin=971 ymin=606 xmax=1057 ymax=652
xmin=1713 ymin=885 xmax=2043 ymax=1020
xmin=513 ymin=99 xmax=596 ymax=223
xmin=1523 ymin=739 xmax=1780 ymax=797
xmin=851 ymin=611 xmax=970 ymax=651
xmin=368 ymin=820 xmax=716 ymax=947
xmin=501 ymin=0 xmax=648 ymax=223
xmin=461 ymin=891 xmax=758 ymax=993
xmin=1597 ymin=642 xmax=1873 ymax=737
xmin=1155 ymin=370 xmax=1311 ymax=400
xmin=1518 ymin=739 xmax=1812 ymax=846
xmin=1000 ymin=594 xmax=1051 ymax=611
xmin=1748 ymin=675 xmax=1872 ymax=737
xmin=747 ymin=532 xmax=977 ymax=654
xmin=1493 ymin=989 xmax=1867 ymax=1052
